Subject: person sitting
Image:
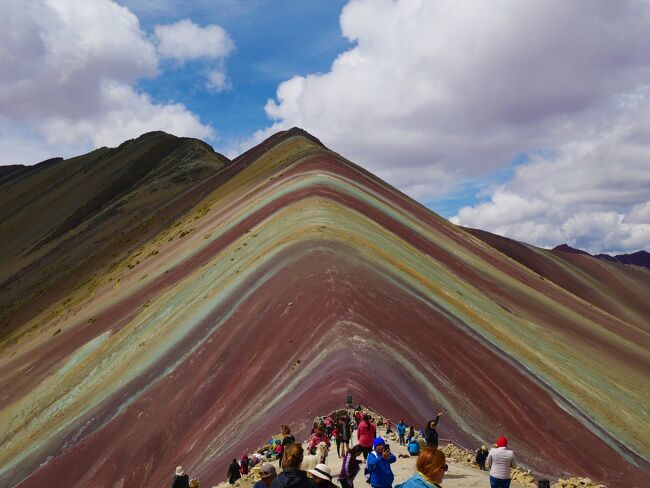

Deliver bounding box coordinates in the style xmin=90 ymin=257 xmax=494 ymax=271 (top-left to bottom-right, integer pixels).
xmin=407 ymin=438 xmax=420 ymax=457
xmin=366 ymin=438 xmax=396 ymax=488
xmin=400 ymin=448 xmax=447 ymax=488
xmin=253 ymin=464 xmax=277 ymax=488
xmin=308 ymin=463 xmax=335 ymax=488
xmin=271 ymin=443 xmax=315 ymax=488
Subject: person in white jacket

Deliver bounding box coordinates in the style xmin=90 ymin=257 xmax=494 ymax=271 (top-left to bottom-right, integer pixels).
xmin=486 ymin=436 xmax=516 ymax=488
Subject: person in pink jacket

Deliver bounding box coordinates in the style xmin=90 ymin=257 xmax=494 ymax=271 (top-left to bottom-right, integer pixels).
xmin=487 ymin=435 xmax=516 ymax=488
xmin=356 ymin=414 xmax=377 ymax=460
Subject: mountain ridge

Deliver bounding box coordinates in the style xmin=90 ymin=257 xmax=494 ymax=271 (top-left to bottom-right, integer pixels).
xmin=0 ymin=129 xmax=648 ymax=487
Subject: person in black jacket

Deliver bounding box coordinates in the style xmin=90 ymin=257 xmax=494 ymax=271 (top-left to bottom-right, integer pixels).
xmin=475 ymin=445 xmax=489 ymax=471
xmin=279 ymin=425 xmax=296 ymax=467
xmin=271 ymin=443 xmax=315 ymax=488
xmin=228 ymin=459 xmax=242 ymax=484
xmin=172 ymin=466 xmax=190 ymax=488
xmin=424 ymin=409 xmax=446 ymax=448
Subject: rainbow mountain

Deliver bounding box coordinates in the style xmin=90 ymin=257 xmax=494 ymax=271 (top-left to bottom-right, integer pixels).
xmin=0 ymin=129 xmax=648 ymax=487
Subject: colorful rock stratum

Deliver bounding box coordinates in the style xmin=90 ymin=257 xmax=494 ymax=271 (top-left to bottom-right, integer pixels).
xmin=0 ymin=129 xmax=648 ymax=487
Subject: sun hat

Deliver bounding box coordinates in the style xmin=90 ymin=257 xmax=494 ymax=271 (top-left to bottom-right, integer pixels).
xmin=373 ymin=437 xmax=385 ymax=449
xmin=176 ymin=466 xmax=185 ymax=476
xmin=496 ymin=436 xmax=508 ymax=448
xmin=260 ymin=464 xmax=277 ymax=478
xmin=308 ymin=463 xmax=333 ymax=481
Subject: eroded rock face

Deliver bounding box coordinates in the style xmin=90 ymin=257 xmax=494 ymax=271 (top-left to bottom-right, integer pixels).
xmin=0 ymin=129 xmax=648 ymax=487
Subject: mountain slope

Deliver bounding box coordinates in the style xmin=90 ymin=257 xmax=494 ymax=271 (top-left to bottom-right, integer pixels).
xmin=0 ymin=130 xmax=648 ymax=487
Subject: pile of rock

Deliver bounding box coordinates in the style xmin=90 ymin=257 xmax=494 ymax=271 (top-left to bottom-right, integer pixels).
xmin=509 ymin=467 xmax=537 ymax=487
xmin=439 ymin=443 xmax=475 ymax=467
xmin=552 ymin=477 xmax=606 ymax=488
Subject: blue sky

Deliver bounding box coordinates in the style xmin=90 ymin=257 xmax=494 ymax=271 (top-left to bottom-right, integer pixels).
xmin=1 ymin=0 xmax=649 ymax=253
xmin=125 ymin=0 xmax=351 ymax=148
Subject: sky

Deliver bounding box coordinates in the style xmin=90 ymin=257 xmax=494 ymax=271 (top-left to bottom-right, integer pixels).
xmin=1 ymin=0 xmax=649 ymax=254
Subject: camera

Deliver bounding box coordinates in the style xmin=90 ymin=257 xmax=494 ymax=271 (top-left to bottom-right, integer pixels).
xmin=383 ymin=443 xmax=390 ymax=451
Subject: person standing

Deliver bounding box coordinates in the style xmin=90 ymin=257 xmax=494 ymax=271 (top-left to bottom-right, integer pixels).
xmin=338 ymin=416 xmax=352 ymax=457
xmin=308 ymin=463 xmax=336 ymax=488
xmin=338 ymin=445 xmax=362 ymax=488
xmin=332 ymin=424 xmax=343 ymax=458
xmin=487 ymin=436 xmax=516 ymax=488
xmin=356 ymin=414 xmax=377 ymax=460
xmin=171 ymin=466 xmax=190 ymax=488
xmin=278 ymin=425 xmax=296 ymax=467
xmin=228 ymin=459 xmax=242 ymax=485
xmin=424 ymin=410 xmax=446 ymax=448
xmin=399 ymin=448 xmax=447 ymax=488
xmin=475 ymin=445 xmax=489 ymax=471
xmin=396 ymin=421 xmax=407 ymax=446
xmin=366 ymin=438 xmax=396 ymax=488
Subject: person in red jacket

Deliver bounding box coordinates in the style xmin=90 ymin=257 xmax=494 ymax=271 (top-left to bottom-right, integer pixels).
xmin=356 ymin=414 xmax=376 ymax=460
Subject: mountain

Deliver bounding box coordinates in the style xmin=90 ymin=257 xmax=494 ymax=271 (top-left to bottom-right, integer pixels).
xmin=553 ymin=244 xmax=650 ymax=270
xmin=0 ymin=130 xmax=648 ymax=487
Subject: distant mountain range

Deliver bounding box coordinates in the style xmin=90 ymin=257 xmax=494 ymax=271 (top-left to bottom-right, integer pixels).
xmin=1 ymin=129 xmax=648 ymax=487
xmin=552 ymin=244 xmax=650 ymax=269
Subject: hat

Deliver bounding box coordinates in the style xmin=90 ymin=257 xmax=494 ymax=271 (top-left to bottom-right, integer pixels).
xmin=373 ymin=437 xmax=385 ymax=448
xmin=308 ymin=464 xmax=332 ymax=481
xmin=496 ymin=436 xmax=508 ymax=448
xmin=175 ymin=466 xmax=185 ymax=476
xmin=260 ymin=464 xmax=277 ymax=478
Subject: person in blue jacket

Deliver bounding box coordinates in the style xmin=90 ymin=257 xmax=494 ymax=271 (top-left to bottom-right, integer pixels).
xmin=407 ymin=438 xmax=420 ymax=456
xmin=367 ymin=438 xmax=396 ymax=488
xmin=396 ymin=421 xmax=407 ymax=446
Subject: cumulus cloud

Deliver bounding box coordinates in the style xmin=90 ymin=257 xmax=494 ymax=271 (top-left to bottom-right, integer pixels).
xmin=154 ymin=19 xmax=233 ymax=61
xmin=0 ymin=0 xmax=217 ymax=163
xmin=253 ymin=0 xmax=650 ymax=251
xmin=452 ymin=93 xmax=650 ymax=253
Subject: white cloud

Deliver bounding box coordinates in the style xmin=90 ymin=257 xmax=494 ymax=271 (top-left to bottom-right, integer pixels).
xmin=452 ymin=94 xmax=650 ymax=253
xmin=0 ymin=0 xmax=218 ymax=163
xmin=154 ymin=19 xmax=234 ymax=61
xmin=252 ymin=0 xmax=650 ymax=251
xmin=206 ymin=70 xmax=231 ymax=92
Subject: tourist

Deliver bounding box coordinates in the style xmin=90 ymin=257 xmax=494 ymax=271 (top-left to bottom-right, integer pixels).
xmin=240 ymin=454 xmax=250 ymax=475
xmin=228 ymin=459 xmax=242 ymax=484
xmin=407 ymin=438 xmax=420 ymax=457
xmin=366 ymin=438 xmax=396 ymax=488
xmin=308 ymin=463 xmax=335 ymax=488
xmin=253 ymin=464 xmax=277 ymax=488
xmin=356 ymin=414 xmax=377 ymax=460
xmin=487 ymin=436 xmax=516 ymax=488
xmin=338 ymin=444 xmax=363 ymax=488
xmin=309 ymin=426 xmax=331 ymax=454
xmin=171 ymin=466 xmax=190 ymax=488
xmin=475 ymin=445 xmax=489 ymax=471
xmin=396 ymin=421 xmax=407 ymax=446
xmin=407 ymin=425 xmax=415 ymax=443
xmin=279 ymin=425 xmax=296 ymax=467
xmin=271 ymin=443 xmax=315 ymax=488
xmin=338 ymin=415 xmax=352 ymax=456
xmin=400 ymin=448 xmax=447 ymax=488
xmin=332 ymin=424 xmax=343 ymax=458
xmin=424 ymin=410 xmax=446 ymax=448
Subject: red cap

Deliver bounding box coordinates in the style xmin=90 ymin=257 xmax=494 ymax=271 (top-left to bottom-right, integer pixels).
xmin=496 ymin=436 xmax=508 ymax=448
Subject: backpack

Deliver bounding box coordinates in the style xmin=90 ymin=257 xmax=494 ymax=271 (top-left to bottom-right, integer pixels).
xmin=364 ymin=452 xmax=378 ymax=484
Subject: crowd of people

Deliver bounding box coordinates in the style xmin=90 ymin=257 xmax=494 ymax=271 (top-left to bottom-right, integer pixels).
xmin=170 ymin=406 xmax=518 ymax=488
